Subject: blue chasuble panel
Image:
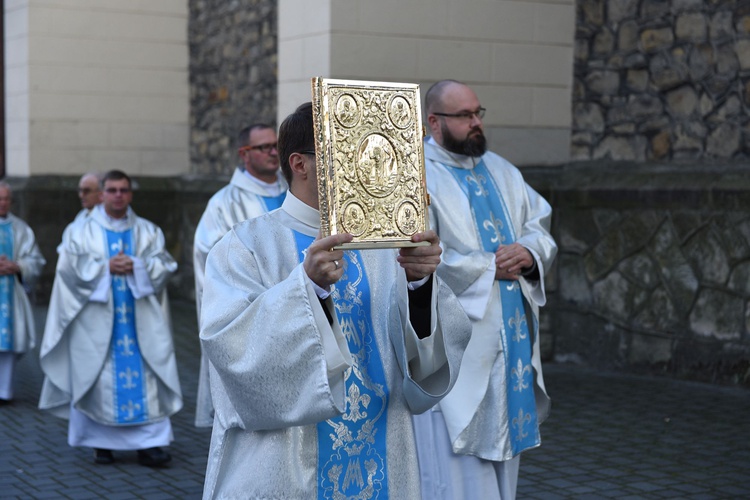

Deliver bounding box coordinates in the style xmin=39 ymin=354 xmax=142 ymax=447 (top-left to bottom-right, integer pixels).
xmin=0 ymin=224 xmax=13 ymax=351
xmin=294 ymin=232 xmax=390 ymax=500
xmin=105 ymin=229 xmax=149 ymax=424
xmin=444 ymin=160 xmax=540 ymax=455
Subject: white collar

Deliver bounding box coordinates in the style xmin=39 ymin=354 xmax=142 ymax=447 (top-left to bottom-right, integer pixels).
xmin=281 ymin=191 xmax=320 ymax=230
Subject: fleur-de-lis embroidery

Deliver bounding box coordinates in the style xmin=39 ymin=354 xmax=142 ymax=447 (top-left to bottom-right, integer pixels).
xmin=483 ymin=211 xmax=506 ymax=244
xmin=110 ymin=238 xmax=124 ymax=254
xmin=117 ymin=333 xmax=135 ymax=356
xmin=511 ymin=358 xmax=532 ymax=392
xmin=115 ymin=302 xmax=131 ymax=324
xmin=343 ymin=383 xmax=371 ymax=422
xmin=0 ymin=303 xmax=9 ymax=318
xmin=119 ymin=367 xmax=140 ymax=389
xmin=508 ymin=307 xmax=527 ymax=342
xmin=465 ymin=172 xmax=488 ymax=197
xmin=120 ymin=400 xmax=142 ymax=421
xmin=512 ymin=407 xmax=532 ymax=440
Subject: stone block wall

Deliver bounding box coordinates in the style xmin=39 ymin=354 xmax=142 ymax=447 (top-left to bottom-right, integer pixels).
xmin=526 ymin=163 xmax=750 ymax=386
xmin=189 ymin=0 xmax=278 ymax=175
xmin=573 ymin=0 xmax=750 ymax=161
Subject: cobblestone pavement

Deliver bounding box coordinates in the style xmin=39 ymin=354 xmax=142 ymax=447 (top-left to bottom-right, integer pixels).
xmin=518 ymin=365 xmax=750 ymax=500
xmin=1 ymin=300 xmax=748 ymax=499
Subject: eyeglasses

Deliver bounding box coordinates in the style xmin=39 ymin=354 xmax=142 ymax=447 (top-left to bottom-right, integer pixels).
xmin=432 ymin=107 xmax=486 ymax=121
xmin=104 ymin=187 xmax=131 ymax=194
xmin=239 ymin=143 xmax=278 ymax=154
xmin=297 ymin=150 xmax=316 ymax=156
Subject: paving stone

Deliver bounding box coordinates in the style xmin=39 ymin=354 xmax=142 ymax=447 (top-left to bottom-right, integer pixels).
xmin=3 ymin=303 xmax=749 ymax=499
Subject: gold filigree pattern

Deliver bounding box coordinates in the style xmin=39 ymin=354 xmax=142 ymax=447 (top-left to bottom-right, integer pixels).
xmin=312 ymin=77 xmax=430 ymax=249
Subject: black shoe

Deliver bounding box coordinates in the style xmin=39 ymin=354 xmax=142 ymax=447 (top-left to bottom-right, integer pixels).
xmin=93 ymin=448 xmax=114 ymax=465
xmin=0 ymin=398 xmax=12 ymax=406
xmin=137 ymin=447 xmax=172 ymax=467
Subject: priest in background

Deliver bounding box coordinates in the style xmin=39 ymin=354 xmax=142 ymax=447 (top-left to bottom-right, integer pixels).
xmin=193 ymin=123 xmax=287 ymax=428
xmin=39 ymin=170 xmax=182 ymax=467
xmin=0 ymin=182 xmax=45 ymax=405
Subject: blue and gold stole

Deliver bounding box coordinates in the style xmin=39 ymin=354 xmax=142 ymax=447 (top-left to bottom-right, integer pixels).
xmin=106 ymin=229 xmax=149 ymax=424
xmin=294 ymin=232 xmax=390 ymax=500
xmin=259 ymin=192 xmax=286 ymax=212
xmin=0 ymin=223 xmax=13 ymax=351
xmin=444 ymin=159 xmax=540 ymax=456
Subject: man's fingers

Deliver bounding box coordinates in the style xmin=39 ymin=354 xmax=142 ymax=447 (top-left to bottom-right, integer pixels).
xmin=411 ymin=230 xmax=439 ymax=245
xmin=314 ymin=233 xmax=353 ymax=250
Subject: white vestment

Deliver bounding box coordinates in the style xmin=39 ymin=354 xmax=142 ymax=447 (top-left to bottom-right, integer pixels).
xmin=414 ymin=139 xmax=558 ymax=499
xmin=193 ymin=167 xmax=288 ymax=427
xmin=39 ymin=205 xmax=182 ymax=449
xmin=0 ymin=214 xmax=45 ymax=399
xmin=56 ymin=208 xmax=94 ymax=254
xmin=200 ymin=193 xmax=471 ymax=499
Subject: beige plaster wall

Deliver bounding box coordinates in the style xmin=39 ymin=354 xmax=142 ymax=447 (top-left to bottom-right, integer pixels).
xmin=4 ymin=0 xmax=189 ymax=177
xmin=278 ymin=0 xmax=575 ymax=166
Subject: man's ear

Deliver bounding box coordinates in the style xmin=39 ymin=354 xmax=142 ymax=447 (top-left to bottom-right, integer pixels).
xmin=288 ymin=152 xmax=307 ymax=178
xmin=427 ymin=114 xmax=441 ymax=139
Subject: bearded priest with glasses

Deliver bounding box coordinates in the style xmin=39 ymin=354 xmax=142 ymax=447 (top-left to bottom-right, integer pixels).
xmin=413 ymin=80 xmax=558 ymax=500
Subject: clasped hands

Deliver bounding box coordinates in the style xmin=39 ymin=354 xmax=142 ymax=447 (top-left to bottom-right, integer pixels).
xmin=109 ymin=251 xmax=134 ymax=275
xmin=495 ymin=243 xmax=533 ymax=280
xmin=304 ymin=230 xmax=442 ymax=289
xmin=0 ymin=255 xmax=20 ymax=276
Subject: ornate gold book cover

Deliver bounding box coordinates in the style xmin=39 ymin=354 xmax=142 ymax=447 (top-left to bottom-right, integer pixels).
xmin=311 ymin=77 xmax=430 ymax=249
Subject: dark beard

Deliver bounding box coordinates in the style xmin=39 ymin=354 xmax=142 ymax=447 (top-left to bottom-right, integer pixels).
xmin=441 ymin=123 xmax=487 ymax=157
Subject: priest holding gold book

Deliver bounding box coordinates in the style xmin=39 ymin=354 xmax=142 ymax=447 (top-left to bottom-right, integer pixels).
xmin=199 ymin=100 xmax=471 ymax=499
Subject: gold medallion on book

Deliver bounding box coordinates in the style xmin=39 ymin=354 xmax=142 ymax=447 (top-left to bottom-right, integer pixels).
xmin=311 ymin=77 xmax=430 ymax=249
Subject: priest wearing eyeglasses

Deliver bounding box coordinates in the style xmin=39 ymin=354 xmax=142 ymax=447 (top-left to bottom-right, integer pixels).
xmin=39 ymin=169 xmax=182 ymax=468
xmin=75 ymin=172 xmax=103 ymax=220
xmin=413 ymin=80 xmax=558 ymax=500
xmin=55 ymin=172 xmax=104 ymax=256
xmin=192 ymin=123 xmax=288 ymax=428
